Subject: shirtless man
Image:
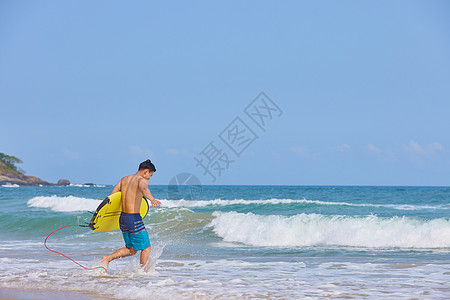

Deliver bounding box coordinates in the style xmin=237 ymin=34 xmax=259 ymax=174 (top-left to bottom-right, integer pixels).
xmin=102 ymin=159 xmax=161 ymax=271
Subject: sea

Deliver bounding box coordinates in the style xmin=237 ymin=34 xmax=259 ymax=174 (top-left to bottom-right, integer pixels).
xmin=0 ymin=184 xmax=449 ymax=299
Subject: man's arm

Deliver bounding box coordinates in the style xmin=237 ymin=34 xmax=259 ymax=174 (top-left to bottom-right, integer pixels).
xmin=139 ymin=179 xmax=161 ymax=208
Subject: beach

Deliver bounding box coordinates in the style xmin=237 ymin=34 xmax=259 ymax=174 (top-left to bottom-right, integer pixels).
xmin=1 ymin=185 xmax=449 ymax=299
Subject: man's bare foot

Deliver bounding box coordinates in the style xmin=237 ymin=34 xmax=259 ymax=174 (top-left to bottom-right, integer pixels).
xmin=142 ymin=261 xmax=150 ymax=272
xmin=101 ymin=256 xmax=109 ymax=271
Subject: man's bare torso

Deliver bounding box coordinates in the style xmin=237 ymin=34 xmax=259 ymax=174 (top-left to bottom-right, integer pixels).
xmin=119 ymin=174 xmax=147 ymax=213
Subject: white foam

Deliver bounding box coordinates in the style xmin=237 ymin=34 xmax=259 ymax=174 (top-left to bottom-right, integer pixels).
xmin=2 ymin=183 xmax=20 ymax=187
xmin=159 ymin=198 xmax=376 ymax=208
xmin=383 ymin=204 xmax=449 ymax=211
xmin=160 ymin=198 xmax=448 ymax=211
xmin=2 ymin=257 xmax=448 ymax=299
xmin=70 ymin=184 xmax=107 ymax=187
xmin=27 ymin=195 xmax=101 ymax=212
xmin=210 ymin=211 xmax=450 ymax=248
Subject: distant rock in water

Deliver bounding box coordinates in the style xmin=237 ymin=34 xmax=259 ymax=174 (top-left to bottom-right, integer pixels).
xmin=57 ymin=179 xmax=71 ymax=186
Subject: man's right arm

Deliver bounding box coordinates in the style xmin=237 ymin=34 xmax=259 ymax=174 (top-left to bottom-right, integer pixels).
xmin=110 ymin=178 xmax=122 ymax=195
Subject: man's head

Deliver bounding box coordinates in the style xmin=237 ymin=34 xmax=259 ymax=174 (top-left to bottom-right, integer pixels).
xmin=138 ymin=159 xmax=156 ymax=179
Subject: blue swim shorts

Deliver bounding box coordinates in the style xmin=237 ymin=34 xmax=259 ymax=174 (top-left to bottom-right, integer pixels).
xmin=119 ymin=212 xmax=151 ymax=251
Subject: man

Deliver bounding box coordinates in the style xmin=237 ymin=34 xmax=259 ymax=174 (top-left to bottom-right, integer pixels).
xmin=102 ymin=159 xmax=161 ymax=271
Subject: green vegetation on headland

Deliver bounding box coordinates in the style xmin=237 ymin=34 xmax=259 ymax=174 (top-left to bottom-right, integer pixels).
xmin=0 ymin=153 xmax=23 ymax=175
xmin=0 ymin=152 xmax=70 ymax=186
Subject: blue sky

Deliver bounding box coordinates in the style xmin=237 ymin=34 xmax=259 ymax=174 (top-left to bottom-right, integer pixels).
xmin=1 ymin=0 xmax=450 ymax=186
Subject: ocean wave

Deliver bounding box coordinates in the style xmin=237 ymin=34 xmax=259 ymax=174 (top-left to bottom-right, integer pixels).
xmin=69 ymin=184 xmax=108 ymax=187
xmin=383 ymin=204 xmax=449 ymax=211
xmin=210 ymin=211 xmax=450 ymax=249
xmin=159 ymin=198 xmax=376 ymax=208
xmin=160 ymin=198 xmax=447 ymax=211
xmin=26 ymin=195 xmax=447 ymax=215
xmin=27 ymin=195 xmax=101 ymax=212
xmin=2 ymin=183 xmax=20 ymax=188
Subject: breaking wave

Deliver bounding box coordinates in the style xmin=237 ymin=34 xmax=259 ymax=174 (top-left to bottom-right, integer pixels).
xmin=27 ymin=195 xmax=101 ymax=212
xmin=160 ymin=198 xmax=375 ymax=208
xmin=210 ymin=211 xmax=450 ymax=249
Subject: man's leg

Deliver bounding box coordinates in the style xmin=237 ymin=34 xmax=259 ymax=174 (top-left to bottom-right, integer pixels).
xmin=102 ymin=247 xmax=137 ymax=269
xmin=140 ymin=246 xmax=151 ymax=271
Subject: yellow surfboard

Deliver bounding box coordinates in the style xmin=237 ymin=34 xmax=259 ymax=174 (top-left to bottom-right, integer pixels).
xmin=89 ymin=192 xmax=149 ymax=232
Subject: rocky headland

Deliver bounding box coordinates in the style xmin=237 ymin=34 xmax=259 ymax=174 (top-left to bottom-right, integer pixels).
xmin=0 ymin=153 xmax=70 ymax=186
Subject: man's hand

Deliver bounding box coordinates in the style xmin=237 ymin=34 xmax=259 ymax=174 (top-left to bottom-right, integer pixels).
xmin=150 ymin=199 xmax=161 ymax=208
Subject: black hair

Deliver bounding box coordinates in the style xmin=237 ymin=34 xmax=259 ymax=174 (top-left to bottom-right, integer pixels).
xmin=139 ymin=159 xmax=156 ymax=172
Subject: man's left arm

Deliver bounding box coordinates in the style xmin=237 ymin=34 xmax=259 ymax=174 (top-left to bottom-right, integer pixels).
xmin=139 ymin=179 xmax=161 ymax=208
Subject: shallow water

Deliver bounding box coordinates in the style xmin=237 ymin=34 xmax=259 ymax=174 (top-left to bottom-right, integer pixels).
xmin=1 ymin=185 xmax=449 ymax=299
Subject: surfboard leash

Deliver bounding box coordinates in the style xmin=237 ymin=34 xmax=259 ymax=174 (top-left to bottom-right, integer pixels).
xmin=44 ymin=224 xmax=107 ymax=273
